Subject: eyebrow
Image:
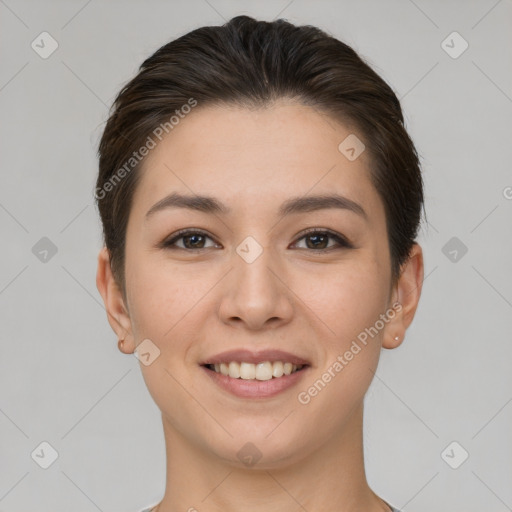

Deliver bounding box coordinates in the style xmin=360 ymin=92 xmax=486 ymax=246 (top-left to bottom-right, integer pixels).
xmin=145 ymin=192 xmax=368 ymax=221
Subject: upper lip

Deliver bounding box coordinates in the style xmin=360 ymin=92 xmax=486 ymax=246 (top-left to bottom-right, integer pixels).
xmin=201 ymin=349 xmax=310 ymax=366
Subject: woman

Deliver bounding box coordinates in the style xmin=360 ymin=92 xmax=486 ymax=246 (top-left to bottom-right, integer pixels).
xmin=95 ymin=15 xmax=424 ymax=512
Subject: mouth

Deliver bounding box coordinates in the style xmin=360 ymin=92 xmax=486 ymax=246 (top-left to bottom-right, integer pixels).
xmin=203 ymin=361 xmax=307 ymax=380
xmin=199 ymin=349 xmax=311 ymax=399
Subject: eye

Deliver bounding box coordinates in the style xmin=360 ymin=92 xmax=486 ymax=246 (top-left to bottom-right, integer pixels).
xmin=292 ymin=229 xmax=353 ymax=251
xmin=161 ymin=229 xmax=219 ymax=250
xmin=160 ymin=228 xmax=352 ymax=251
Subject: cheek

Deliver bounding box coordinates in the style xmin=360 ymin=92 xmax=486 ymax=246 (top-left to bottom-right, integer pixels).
xmin=123 ymin=251 xmax=224 ymax=393
xmin=124 ymin=255 xmax=204 ymax=431
xmin=124 ymin=248 xmax=189 ymax=343
xmin=293 ymin=261 xmax=387 ymax=429
xmin=296 ymin=253 xmax=389 ymax=343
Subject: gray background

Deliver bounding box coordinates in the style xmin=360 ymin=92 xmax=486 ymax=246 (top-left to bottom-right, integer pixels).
xmin=1 ymin=0 xmax=511 ymax=511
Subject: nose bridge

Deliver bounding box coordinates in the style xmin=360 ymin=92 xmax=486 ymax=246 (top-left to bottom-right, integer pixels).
xmin=233 ymin=236 xmax=277 ymax=300
xmin=218 ymin=234 xmax=292 ymax=328
xmin=237 ymin=237 xmax=276 ymax=292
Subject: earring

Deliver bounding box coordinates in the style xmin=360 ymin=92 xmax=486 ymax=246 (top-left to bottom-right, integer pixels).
xmin=394 ymin=335 xmax=400 ymax=341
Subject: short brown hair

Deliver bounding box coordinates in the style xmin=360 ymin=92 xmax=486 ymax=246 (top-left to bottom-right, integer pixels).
xmin=96 ymin=15 xmax=424 ymax=298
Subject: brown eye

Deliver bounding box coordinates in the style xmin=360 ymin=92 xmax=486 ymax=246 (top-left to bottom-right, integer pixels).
xmin=305 ymin=233 xmax=329 ymax=249
xmin=180 ymin=233 xmax=207 ymax=249
xmin=294 ymin=229 xmax=352 ymax=251
xmin=162 ymin=230 xmax=218 ymax=250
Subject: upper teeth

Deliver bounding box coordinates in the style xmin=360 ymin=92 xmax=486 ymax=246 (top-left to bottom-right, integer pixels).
xmin=210 ymin=361 xmax=303 ymax=380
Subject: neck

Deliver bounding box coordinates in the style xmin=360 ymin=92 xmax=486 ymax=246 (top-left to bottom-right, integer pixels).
xmin=153 ymin=403 xmax=391 ymax=512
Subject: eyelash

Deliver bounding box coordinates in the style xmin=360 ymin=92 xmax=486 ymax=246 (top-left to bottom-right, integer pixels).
xmin=161 ymin=228 xmax=353 ymax=252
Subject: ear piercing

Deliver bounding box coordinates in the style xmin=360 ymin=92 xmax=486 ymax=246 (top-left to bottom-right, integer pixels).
xmin=394 ymin=336 xmax=400 ymax=341
xmin=118 ymin=339 xmax=125 ymax=349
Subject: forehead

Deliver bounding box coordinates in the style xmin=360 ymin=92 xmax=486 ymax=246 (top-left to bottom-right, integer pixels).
xmin=129 ymin=100 xmax=384 ymax=224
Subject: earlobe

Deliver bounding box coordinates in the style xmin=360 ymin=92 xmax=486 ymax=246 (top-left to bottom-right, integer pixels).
xmin=383 ymin=243 xmax=424 ymax=349
xmin=96 ymin=247 xmax=135 ymax=353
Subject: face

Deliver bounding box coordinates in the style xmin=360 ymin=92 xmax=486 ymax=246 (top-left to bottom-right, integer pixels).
xmin=108 ymin=100 xmax=407 ymax=468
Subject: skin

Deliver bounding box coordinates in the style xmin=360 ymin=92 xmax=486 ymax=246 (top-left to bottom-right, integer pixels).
xmin=96 ymin=99 xmax=424 ymax=512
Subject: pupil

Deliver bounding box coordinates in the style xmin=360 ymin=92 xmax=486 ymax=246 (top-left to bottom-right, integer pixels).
xmin=186 ymin=235 xmax=203 ymax=248
xmin=308 ymin=234 xmax=327 ymax=249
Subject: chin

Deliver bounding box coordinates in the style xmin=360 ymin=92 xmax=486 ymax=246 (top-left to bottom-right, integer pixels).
xmin=203 ymin=425 xmax=314 ymax=470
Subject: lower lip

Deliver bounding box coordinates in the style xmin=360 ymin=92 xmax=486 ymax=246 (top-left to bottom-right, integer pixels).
xmin=201 ymin=365 xmax=309 ymax=399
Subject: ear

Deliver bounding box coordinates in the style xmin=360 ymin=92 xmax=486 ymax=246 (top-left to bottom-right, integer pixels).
xmin=383 ymin=243 xmax=424 ymax=349
xmin=96 ymin=247 xmax=135 ymax=354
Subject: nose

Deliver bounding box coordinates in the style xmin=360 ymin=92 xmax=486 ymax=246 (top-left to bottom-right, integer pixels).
xmin=217 ymin=242 xmax=294 ymax=331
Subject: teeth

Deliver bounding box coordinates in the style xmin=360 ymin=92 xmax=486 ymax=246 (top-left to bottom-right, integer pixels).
xmin=209 ymin=361 xmax=304 ymax=380
xmin=228 ymin=361 xmax=240 ymax=379
xmin=272 ymin=361 xmax=284 ymax=378
xmin=256 ymin=362 xmax=273 ymax=381
xmin=240 ymin=362 xmax=256 ymax=380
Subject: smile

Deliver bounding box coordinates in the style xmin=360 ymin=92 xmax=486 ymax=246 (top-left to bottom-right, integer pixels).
xmin=205 ymin=361 xmax=305 ymax=380
xmin=202 ymin=362 xmax=309 ymax=399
